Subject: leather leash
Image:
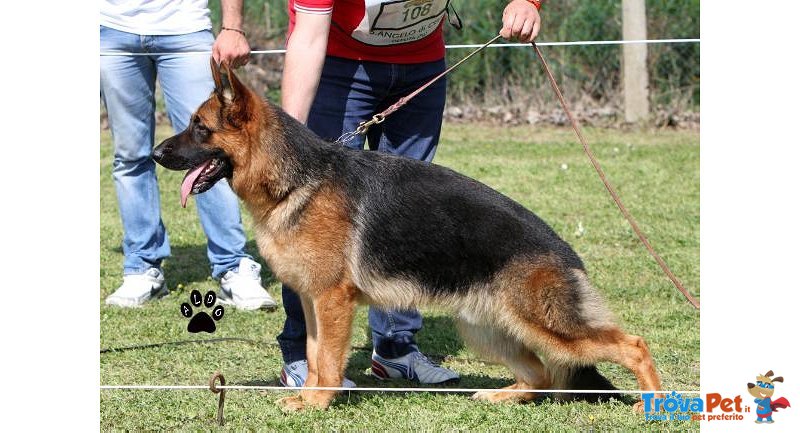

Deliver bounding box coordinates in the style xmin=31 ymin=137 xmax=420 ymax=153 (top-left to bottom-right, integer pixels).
xmin=337 ymin=35 xmax=700 ymax=310
xmin=530 ymin=41 xmax=699 ymax=309
xmin=335 ymin=34 xmax=503 ymax=145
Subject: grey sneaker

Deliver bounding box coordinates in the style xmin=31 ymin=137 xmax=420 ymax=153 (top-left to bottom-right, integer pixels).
xmin=105 ymin=268 xmax=167 ymax=307
xmin=280 ymin=359 xmax=356 ymax=388
xmin=218 ymin=257 xmax=277 ymax=311
xmin=371 ymin=350 xmax=460 ymax=384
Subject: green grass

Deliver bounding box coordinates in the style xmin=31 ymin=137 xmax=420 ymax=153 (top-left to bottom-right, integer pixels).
xmin=100 ymin=123 xmax=699 ymax=431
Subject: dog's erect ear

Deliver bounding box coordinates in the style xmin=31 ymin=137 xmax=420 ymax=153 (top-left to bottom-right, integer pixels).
xmin=210 ymin=59 xmax=235 ymax=105
xmin=772 ymin=376 xmax=784 ymax=383
xmin=765 ymin=370 xmax=774 ymax=378
xmin=212 ymin=63 xmax=251 ymax=125
xmin=210 ymin=57 xmax=222 ymax=92
xmin=222 ymin=63 xmax=249 ymax=102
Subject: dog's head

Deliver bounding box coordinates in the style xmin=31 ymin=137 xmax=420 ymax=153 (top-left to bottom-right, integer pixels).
xmin=747 ymin=370 xmax=783 ymax=399
xmin=152 ymin=59 xmax=260 ymax=207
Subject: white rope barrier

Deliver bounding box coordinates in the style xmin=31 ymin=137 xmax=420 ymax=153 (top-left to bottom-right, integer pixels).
xmin=100 ymin=384 xmax=700 ymax=394
xmin=99 ymin=38 xmax=700 ymax=56
xmin=447 ymin=38 xmax=699 ymax=48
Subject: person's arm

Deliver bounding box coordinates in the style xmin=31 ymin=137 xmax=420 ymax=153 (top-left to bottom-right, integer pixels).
xmin=499 ymin=0 xmax=542 ymax=43
xmin=212 ymin=0 xmax=251 ymax=67
xmin=281 ymin=12 xmax=332 ymax=123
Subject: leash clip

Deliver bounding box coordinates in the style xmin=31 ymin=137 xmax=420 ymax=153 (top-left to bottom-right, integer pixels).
xmin=355 ymin=114 xmax=386 ymax=135
xmin=334 ymin=114 xmax=386 ymax=145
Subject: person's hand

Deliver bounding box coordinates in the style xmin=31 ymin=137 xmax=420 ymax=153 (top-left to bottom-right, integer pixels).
xmin=500 ymin=0 xmax=541 ymax=43
xmin=212 ymin=28 xmax=251 ymax=68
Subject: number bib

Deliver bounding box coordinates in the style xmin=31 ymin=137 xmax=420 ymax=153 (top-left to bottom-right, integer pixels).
xmin=350 ymin=0 xmax=449 ymax=46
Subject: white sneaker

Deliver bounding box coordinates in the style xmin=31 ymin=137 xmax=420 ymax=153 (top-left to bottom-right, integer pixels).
xmin=105 ymin=268 xmax=167 ymax=307
xmin=218 ymin=257 xmax=277 ymax=311
xmin=371 ymin=350 xmax=460 ymax=384
xmin=280 ymin=359 xmax=356 ymax=388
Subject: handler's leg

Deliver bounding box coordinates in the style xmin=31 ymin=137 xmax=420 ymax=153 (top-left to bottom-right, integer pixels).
xmin=155 ymin=30 xmax=248 ymax=277
xmin=365 ymin=59 xmax=458 ymax=383
xmin=101 ymin=26 xmax=170 ymax=277
xmin=156 ymin=30 xmax=275 ymax=310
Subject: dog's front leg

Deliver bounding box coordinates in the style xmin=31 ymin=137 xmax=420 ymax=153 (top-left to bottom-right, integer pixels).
xmin=276 ymin=295 xmax=318 ymax=412
xmin=303 ymin=281 xmax=357 ymax=410
xmin=276 ymin=283 xmax=357 ymax=412
xmin=301 ymin=295 xmax=319 ymax=388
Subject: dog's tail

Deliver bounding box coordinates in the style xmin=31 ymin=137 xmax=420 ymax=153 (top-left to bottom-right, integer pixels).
xmin=550 ymin=365 xmax=618 ymax=402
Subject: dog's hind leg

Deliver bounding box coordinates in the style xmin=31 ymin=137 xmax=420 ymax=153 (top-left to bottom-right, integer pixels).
xmin=504 ymin=265 xmax=661 ymax=411
xmin=546 ymin=328 xmax=661 ymax=411
xmin=508 ymin=308 xmax=661 ymax=411
xmin=596 ymin=329 xmax=661 ymax=398
xmin=456 ymin=319 xmax=550 ymax=403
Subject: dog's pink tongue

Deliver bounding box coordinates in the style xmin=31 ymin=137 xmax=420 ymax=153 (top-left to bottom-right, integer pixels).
xmin=180 ymin=161 xmax=211 ymax=208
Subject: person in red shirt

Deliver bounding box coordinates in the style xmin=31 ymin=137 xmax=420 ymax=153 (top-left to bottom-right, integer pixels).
xmin=277 ymin=0 xmax=542 ymax=388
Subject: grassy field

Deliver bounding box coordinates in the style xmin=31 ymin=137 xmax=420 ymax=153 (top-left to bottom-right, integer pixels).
xmin=100 ymin=123 xmax=700 ymax=431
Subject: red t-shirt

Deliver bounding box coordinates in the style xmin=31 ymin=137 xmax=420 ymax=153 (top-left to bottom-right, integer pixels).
xmin=288 ymin=0 xmax=447 ymax=64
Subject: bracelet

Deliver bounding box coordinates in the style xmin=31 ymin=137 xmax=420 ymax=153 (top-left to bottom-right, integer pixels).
xmin=525 ymin=0 xmax=542 ymax=10
xmin=221 ymin=26 xmax=246 ymax=37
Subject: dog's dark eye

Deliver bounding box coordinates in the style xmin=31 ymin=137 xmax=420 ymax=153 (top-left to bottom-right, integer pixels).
xmin=191 ymin=116 xmax=211 ymax=133
xmin=192 ymin=121 xmax=211 ymax=141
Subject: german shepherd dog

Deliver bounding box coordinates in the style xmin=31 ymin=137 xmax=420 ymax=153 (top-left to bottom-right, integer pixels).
xmin=152 ymin=61 xmax=661 ymax=412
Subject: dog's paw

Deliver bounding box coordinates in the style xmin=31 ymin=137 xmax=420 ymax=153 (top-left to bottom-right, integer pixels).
xmin=180 ymin=289 xmax=224 ymax=333
xmin=472 ymin=385 xmax=537 ymax=404
xmin=471 ymin=390 xmax=495 ymax=401
xmin=300 ymin=391 xmax=335 ymax=410
xmin=472 ymin=390 xmax=516 ymax=403
xmin=633 ymin=400 xmax=645 ymax=413
xmin=276 ymin=395 xmax=306 ymax=413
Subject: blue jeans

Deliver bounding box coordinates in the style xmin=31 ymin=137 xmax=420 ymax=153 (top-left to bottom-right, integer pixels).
xmin=100 ymin=26 xmax=251 ymax=279
xmin=277 ymin=56 xmax=447 ymax=362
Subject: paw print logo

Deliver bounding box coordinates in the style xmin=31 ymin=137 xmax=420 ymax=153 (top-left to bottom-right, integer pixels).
xmin=181 ymin=289 xmax=224 ymax=333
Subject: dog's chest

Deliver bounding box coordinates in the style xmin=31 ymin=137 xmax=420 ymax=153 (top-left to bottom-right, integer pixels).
xmin=252 ymin=213 xmax=350 ymax=295
xmin=251 ymin=226 xmax=316 ymax=292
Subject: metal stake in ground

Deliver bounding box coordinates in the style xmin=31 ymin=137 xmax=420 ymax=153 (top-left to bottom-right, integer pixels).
xmin=209 ymin=372 xmax=226 ymax=426
xmin=530 ymin=41 xmax=700 ymax=309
